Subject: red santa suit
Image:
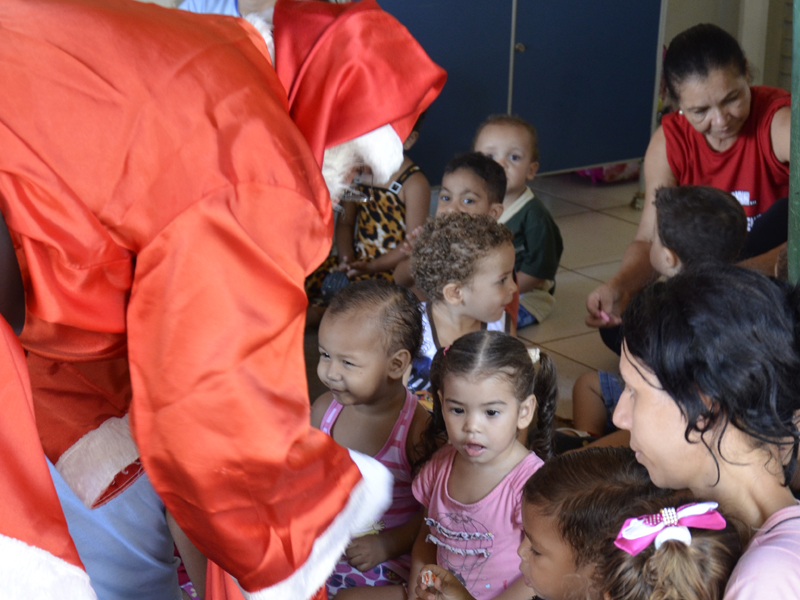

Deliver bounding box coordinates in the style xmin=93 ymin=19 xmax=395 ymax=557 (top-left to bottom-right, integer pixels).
xmin=0 ymin=316 xmax=96 ymax=599
xmin=0 ymin=0 xmax=444 ymax=598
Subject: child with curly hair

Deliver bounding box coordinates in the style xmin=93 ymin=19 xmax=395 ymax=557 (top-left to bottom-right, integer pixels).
xmin=407 ymin=212 xmax=517 ymax=399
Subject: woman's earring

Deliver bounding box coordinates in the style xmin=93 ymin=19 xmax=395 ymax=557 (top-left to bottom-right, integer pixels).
xmin=678 ymin=110 xmax=683 ymax=115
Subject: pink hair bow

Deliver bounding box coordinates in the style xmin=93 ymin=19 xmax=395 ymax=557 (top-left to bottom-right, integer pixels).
xmin=614 ymin=501 xmax=726 ymax=556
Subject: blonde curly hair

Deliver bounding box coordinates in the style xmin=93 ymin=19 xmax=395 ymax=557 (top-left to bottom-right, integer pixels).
xmin=410 ymin=212 xmax=513 ymax=302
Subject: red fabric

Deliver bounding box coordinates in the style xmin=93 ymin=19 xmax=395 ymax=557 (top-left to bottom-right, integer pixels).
xmin=0 ymin=0 xmax=364 ymax=593
xmin=206 ymin=564 xmax=328 ymax=600
xmin=0 ymin=317 xmax=84 ymax=572
xmin=662 ymin=86 xmax=790 ymax=222
xmin=273 ymin=0 xmax=447 ymax=165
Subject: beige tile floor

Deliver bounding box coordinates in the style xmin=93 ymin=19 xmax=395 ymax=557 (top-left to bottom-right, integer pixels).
xmin=520 ymin=173 xmax=642 ymax=421
xmin=305 ymin=172 xmax=644 ymax=422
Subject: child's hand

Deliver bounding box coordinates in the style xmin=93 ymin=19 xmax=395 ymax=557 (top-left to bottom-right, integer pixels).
xmin=345 ymin=534 xmax=390 ymax=572
xmin=400 ymin=226 xmax=424 ymax=256
xmin=345 ymin=259 xmax=372 ymax=278
xmin=414 ymin=565 xmax=475 ymax=600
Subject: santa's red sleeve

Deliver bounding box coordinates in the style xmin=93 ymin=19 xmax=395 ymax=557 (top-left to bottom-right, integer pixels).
xmin=0 ymin=1 xmax=393 ymax=598
xmin=126 ymin=169 xmax=393 ymax=598
xmin=0 ymin=316 xmax=96 ymax=599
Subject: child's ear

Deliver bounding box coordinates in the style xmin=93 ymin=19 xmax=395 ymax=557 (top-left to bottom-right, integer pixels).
xmin=518 ymin=394 xmax=536 ymax=429
xmin=664 ymin=248 xmax=681 ymax=276
xmin=442 ymin=282 xmax=463 ymax=306
xmin=489 ymin=202 xmax=505 ymax=220
xmin=387 ymin=348 xmax=412 ymax=379
xmin=526 ymin=161 xmax=540 ymax=182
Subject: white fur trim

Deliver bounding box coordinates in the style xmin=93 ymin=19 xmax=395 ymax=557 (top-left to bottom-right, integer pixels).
xmin=244 ymin=8 xmax=275 ymax=65
xmin=0 ymin=532 xmax=97 ymax=599
xmin=322 ymin=140 xmax=364 ymax=203
xmin=237 ymin=449 xmax=394 ymax=600
xmin=352 ymin=124 xmax=404 ymax=185
xmin=321 ymin=125 xmax=404 ymax=203
xmin=55 ymin=415 xmax=139 ymax=509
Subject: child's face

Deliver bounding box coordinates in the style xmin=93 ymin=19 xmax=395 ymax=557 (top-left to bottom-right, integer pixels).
xmin=460 ymin=242 xmax=517 ymax=323
xmin=440 ymin=373 xmax=533 ymax=466
xmin=317 ymin=312 xmax=396 ymax=405
xmin=436 ymin=168 xmax=503 ymax=219
xmin=518 ymin=503 xmax=593 ymax=600
xmin=474 ymin=123 xmax=539 ymax=199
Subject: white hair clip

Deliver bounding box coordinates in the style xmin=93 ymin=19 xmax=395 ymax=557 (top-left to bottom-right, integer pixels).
xmin=528 ymin=347 xmax=541 ymax=365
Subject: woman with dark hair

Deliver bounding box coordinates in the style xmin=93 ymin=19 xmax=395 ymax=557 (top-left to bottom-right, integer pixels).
xmin=587 ymin=23 xmax=790 ymax=346
xmin=613 ymin=264 xmax=800 ymax=598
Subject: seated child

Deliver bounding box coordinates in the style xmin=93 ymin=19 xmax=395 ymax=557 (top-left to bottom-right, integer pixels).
xmin=473 ymin=114 xmax=563 ymax=328
xmin=434 ymin=152 xmax=506 ymax=219
xmin=409 ymin=330 xmax=558 ymax=600
xmin=414 ymin=447 xmax=742 ymax=600
xmin=393 ymin=152 xmax=506 ymax=288
xmin=571 ymin=185 xmax=747 ymax=439
xmin=407 ymin=212 xmax=517 ymax=400
xmin=306 ymin=115 xmax=431 ymax=326
xmin=311 ymin=279 xmax=431 ymax=599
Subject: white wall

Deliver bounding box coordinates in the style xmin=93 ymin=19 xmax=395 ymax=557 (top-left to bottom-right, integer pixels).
xmin=664 ymin=0 xmax=788 ymax=88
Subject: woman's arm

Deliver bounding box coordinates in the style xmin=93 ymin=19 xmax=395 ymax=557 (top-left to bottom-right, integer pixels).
xmin=770 ymin=106 xmax=791 ymax=164
xmin=585 ymin=126 xmax=675 ymax=327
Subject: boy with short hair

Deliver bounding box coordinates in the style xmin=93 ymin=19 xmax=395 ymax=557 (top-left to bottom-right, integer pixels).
xmin=571 ymin=185 xmax=747 ymax=440
xmin=649 ymin=185 xmax=747 ymax=277
xmin=393 ymin=151 xmax=506 ymax=285
xmin=434 ymin=151 xmax=506 ymax=219
xmin=473 ymin=114 xmax=563 ymax=327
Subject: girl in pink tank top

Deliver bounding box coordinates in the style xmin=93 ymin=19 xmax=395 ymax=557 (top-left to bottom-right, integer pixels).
xmin=311 ymin=280 xmax=431 ymax=599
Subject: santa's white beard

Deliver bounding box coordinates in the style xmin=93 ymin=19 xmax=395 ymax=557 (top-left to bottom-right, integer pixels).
xmin=321 ymin=124 xmax=404 ymax=204
xmin=243 ymin=10 xmax=405 ymax=206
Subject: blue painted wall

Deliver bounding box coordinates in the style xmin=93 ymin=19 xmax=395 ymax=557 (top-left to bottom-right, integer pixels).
xmin=380 ymin=1 xmax=661 ymax=180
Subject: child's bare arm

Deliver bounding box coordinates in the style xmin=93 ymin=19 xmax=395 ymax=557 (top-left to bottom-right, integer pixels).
xmin=393 ymin=257 xmax=414 ymax=286
xmin=408 ymin=513 xmax=437 ymax=600
xmin=516 ymin=271 xmax=549 ymax=295
xmin=310 ymin=392 xmax=334 ymax=428
xmin=482 ymin=577 xmax=533 ymax=600
xmin=345 ymin=510 xmax=424 ymax=572
xmin=336 ymin=201 xmax=359 ymax=266
xmin=167 ymin=510 xmax=207 ymax=600
xmin=401 ymin=170 xmax=432 ymax=234
xmin=406 ymin=401 xmax=432 ymax=467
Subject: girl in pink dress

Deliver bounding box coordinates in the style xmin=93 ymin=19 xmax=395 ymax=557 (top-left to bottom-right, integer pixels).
xmin=409 ymin=330 xmax=557 ymax=600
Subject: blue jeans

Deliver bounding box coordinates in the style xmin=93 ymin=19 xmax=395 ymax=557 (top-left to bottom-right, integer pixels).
xmin=48 ymin=461 xmax=181 ymax=600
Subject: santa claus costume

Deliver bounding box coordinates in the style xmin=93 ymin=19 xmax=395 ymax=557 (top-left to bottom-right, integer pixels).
xmin=0 ymin=0 xmax=444 ymax=598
